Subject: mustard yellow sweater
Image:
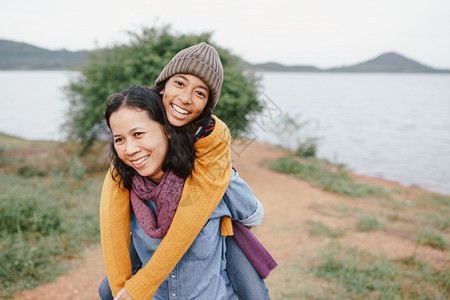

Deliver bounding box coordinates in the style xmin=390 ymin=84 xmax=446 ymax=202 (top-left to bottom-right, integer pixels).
xmin=100 ymin=116 xmax=232 ymax=299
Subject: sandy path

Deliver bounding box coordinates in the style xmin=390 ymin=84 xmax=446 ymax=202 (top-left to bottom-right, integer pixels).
xmin=14 ymin=245 xmax=106 ymax=300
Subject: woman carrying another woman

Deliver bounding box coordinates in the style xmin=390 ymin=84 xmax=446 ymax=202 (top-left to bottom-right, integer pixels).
xmin=100 ymin=43 xmax=275 ymax=299
xmin=102 ymin=85 xmax=263 ymax=299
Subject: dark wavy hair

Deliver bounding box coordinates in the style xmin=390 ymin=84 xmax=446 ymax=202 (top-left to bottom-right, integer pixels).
xmin=151 ymin=80 xmax=213 ymax=134
xmin=105 ymin=85 xmax=195 ymax=190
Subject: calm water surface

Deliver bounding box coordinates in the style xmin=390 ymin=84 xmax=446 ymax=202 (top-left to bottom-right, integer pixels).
xmin=252 ymin=72 xmax=450 ymax=195
xmin=0 ymin=70 xmax=76 ymax=141
xmin=0 ymin=71 xmax=449 ymax=195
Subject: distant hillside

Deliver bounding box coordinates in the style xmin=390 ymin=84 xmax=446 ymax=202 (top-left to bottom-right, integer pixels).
xmin=247 ymin=52 xmax=449 ymax=73
xmin=1 ymin=39 xmax=448 ymax=73
xmin=246 ymin=61 xmax=320 ymax=72
xmin=328 ymin=52 xmax=441 ymax=73
xmin=0 ymin=40 xmax=87 ymax=70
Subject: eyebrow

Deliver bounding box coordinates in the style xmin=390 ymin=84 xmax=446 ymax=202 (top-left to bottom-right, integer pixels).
xmin=112 ymin=126 xmax=145 ymax=137
xmin=176 ymin=75 xmax=209 ymax=93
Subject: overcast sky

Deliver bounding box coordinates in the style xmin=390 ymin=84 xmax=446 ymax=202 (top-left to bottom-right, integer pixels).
xmin=1 ymin=0 xmax=449 ymax=69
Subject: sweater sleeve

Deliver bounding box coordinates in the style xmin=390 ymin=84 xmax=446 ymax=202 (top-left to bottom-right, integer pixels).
xmin=99 ymin=168 xmax=133 ymax=296
xmin=125 ymin=116 xmax=232 ymax=300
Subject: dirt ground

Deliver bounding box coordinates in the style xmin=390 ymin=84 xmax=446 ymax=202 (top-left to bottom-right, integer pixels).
xmin=13 ymin=141 xmax=449 ymax=299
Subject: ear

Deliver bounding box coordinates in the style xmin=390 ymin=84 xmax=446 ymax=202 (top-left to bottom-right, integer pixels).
xmin=159 ymin=88 xmax=165 ymax=95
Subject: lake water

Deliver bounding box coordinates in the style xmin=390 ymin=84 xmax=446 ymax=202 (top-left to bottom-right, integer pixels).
xmin=0 ymin=70 xmax=449 ymax=195
xmin=0 ymin=70 xmax=76 ymax=141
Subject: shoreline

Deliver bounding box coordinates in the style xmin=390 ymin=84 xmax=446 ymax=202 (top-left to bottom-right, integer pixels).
xmin=2 ymin=131 xmax=448 ymax=197
xmin=344 ymin=167 xmax=449 ymax=197
xmin=237 ymin=139 xmax=450 ymax=197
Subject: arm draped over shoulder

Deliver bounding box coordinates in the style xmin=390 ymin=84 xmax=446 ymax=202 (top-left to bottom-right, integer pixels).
xmin=100 ymin=116 xmax=232 ymax=299
xmin=100 ymin=170 xmax=132 ymax=295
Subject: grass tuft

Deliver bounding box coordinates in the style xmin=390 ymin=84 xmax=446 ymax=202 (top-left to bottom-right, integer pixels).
xmin=357 ymin=215 xmax=382 ymax=232
xmin=314 ymin=245 xmax=449 ymax=299
xmin=264 ymin=156 xmax=391 ymax=198
xmin=417 ymin=230 xmax=448 ymax=250
xmin=308 ymin=221 xmax=345 ymax=238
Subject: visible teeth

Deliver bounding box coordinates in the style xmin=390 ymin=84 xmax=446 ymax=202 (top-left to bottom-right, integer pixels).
xmin=172 ymin=104 xmax=189 ymax=115
xmin=133 ymin=155 xmax=149 ymax=165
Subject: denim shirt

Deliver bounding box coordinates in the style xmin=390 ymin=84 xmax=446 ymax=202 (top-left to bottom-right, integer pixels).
xmin=130 ymin=169 xmax=264 ymax=300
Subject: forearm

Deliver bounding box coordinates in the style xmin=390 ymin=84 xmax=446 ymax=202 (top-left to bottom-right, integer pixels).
xmin=100 ymin=167 xmax=133 ymax=296
xmin=240 ymin=200 xmax=264 ymax=227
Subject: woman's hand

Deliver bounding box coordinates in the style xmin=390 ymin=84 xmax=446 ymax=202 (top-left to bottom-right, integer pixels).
xmin=114 ymin=287 xmax=134 ymax=300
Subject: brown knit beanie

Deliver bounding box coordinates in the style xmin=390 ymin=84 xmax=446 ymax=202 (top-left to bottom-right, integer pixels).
xmin=155 ymin=42 xmax=224 ymax=108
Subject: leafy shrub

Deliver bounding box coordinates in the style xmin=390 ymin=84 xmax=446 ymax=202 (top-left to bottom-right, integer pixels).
xmin=0 ymin=194 xmax=62 ymax=236
xmin=0 ymin=231 xmax=76 ymax=299
xmin=0 ymin=174 xmax=101 ymax=298
xmin=17 ymin=164 xmax=48 ymax=177
xmin=65 ymin=26 xmax=261 ymax=153
xmin=295 ymin=137 xmax=318 ymax=158
xmin=269 ymin=113 xmax=319 ymax=158
xmin=0 ymin=147 xmax=5 ymax=166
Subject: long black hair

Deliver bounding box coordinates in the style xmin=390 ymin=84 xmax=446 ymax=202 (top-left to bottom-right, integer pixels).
xmin=105 ymin=85 xmax=195 ymax=190
xmin=151 ymin=80 xmax=214 ymax=133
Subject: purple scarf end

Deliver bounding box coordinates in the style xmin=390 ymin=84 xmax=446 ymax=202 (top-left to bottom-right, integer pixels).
xmin=232 ymin=221 xmax=277 ymax=279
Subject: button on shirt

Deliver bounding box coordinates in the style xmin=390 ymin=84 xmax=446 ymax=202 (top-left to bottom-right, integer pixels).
xmin=131 ymin=169 xmax=264 ymax=300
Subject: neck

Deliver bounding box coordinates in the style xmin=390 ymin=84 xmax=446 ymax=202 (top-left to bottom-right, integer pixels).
xmin=184 ymin=123 xmax=199 ymax=136
xmin=148 ymin=172 xmax=165 ymax=185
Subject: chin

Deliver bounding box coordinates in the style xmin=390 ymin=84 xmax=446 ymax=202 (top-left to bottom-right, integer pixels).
xmin=171 ymin=119 xmax=188 ymax=127
xmin=137 ymin=170 xmax=151 ymax=177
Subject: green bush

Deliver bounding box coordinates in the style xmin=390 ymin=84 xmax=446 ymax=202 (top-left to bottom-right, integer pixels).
xmin=295 ymin=137 xmax=318 ymax=158
xmin=0 ymin=174 xmax=101 ymax=298
xmin=17 ymin=164 xmax=48 ymax=177
xmin=65 ymin=26 xmax=261 ymax=152
xmin=0 ymin=147 xmax=5 ymax=166
xmin=269 ymin=113 xmax=319 ymax=158
xmin=0 ymin=233 xmax=69 ymax=292
xmin=0 ymin=193 xmax=62 ymax=236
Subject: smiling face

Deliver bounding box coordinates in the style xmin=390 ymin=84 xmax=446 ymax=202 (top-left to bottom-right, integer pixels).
xmin=160 ymin=74 xmax=210 ymax=127
xmin=109 ymin=106 xmax=169 ymax=184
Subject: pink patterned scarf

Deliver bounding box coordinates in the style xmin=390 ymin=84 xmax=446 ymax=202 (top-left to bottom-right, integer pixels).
xmin=130 ymin=171 xmax=185 ymax=239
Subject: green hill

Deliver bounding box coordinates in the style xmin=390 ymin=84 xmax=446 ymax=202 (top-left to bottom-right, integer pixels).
xmin=327 ymin=52 xmax=441 ymax=73
xmin=0 ymin=39 xmax=87 ymax=70
xmin=246 ymin=52 xmax=449 ymax=73
xmin=1 ymin=39 xmax=448 ymax=73
xmin=246 ymin=61 xmax=320 ymax=72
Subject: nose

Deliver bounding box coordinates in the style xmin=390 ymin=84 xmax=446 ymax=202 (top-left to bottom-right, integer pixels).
xmin=178 ymin=91 xmax=191 ymax=104
xmin=125 ymin=139 xmax=140 ymax=156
